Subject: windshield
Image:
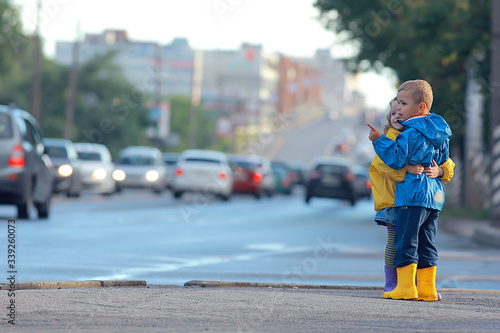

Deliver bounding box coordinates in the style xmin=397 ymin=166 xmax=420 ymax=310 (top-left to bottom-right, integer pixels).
xmin=45 ymin=146 xmax=68 ymax=159
xmin=118 ymin=155 xmax=154 ymax=166
xmin=184 ymin=157 xmax=221 ymax=164
xmin=0 ymin=113 xmax=12 ymax=138
xmin=78 ymin=152 xmax=102 ymax=161
xmin=229 ymin=160 xmax=258 ymax=169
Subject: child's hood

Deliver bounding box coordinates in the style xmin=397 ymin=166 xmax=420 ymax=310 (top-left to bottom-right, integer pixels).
xmin=401 ymin=113 xmax=452 ymax=149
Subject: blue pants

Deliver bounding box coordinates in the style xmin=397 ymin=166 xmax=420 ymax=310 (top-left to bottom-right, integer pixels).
xmin=394 ymin=206 xmax=440 ymax=268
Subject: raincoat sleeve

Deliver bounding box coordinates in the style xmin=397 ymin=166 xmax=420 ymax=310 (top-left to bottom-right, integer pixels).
xmin=371 ymin=154 xmax=407 ymax=182
xmin=438 ymin=158 xmax=455 ymax=185
xmin=372 ymin=131 xmax=415 ymax=170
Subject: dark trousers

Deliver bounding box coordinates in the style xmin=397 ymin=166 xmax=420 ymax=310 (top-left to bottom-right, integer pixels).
xmin=394 ymin=206 xmax=440 ymax=268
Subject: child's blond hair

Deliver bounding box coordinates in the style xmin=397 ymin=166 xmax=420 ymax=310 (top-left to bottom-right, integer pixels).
xmin=397 ymin=79 xmax=433 ymax=113
xmin=384 ymin=97 xmax=399 ymax=135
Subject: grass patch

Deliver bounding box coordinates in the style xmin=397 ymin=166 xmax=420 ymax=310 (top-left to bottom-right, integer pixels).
xmin=441 ymin=207 xmax=489 ymax=220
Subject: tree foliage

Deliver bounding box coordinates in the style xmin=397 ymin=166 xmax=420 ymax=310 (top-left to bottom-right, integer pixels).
xmin=0 ymin=0 xmax=230 ymax=156
xmin=0 ymin=0 xmax=27 ymax=73
xmin=314 ymin=0 xmax=491 ymax=146
xmin=168 ymin=95 xmax=218 ymax=152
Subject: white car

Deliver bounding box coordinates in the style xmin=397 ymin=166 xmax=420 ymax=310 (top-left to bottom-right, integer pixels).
xmin=171 ymin=149 xmax=233 ymax=201
xmin=74 ymin=142 xmax=116 ymax=195
xmin=113 ymin=146 xmax=167 ymax=194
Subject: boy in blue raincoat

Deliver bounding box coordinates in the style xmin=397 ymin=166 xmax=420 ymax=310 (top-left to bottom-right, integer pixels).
xmin=367 ymin=79 xmax=452 ymax=301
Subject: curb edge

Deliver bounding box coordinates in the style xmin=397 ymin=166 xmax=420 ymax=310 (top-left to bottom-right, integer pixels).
xmin=183 ymin=280 xmax=500 ymax=294
xmin=0 ymin=280 xmax=147 ymax=290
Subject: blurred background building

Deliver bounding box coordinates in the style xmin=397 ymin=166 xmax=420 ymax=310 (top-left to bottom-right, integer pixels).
xmin=54 ymin=30 xmax=367 ymax=152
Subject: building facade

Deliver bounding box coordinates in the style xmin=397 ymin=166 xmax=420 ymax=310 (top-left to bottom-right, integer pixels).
xmin=55 ymin=30 xmax=194 ymax=98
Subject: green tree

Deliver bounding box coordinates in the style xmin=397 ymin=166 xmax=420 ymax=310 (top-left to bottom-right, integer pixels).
xmin=71 ymin=52 xmax=150 ymax=156
xmin=314 ymin=0 xmax=491 ymax=146
xmin=168 ymin=95 xmax=219 ymax=152
xmin=0 ymin=0 xmax=27 ymax=73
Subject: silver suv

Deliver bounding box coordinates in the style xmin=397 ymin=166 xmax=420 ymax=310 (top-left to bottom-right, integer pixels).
xmin=0 ymin=105 xmax=55 ymax=219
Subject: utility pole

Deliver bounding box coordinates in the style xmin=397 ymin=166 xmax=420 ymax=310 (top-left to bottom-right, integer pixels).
xmin=31 ymin=0 xmax=42 ymax=122
xmin=490 ymin=0 xmax=500 ymax=228
xmin=188 ymin=50 xmax=203 ymax=149
xmin=152 ymin=44 xmax=162 ymax=149
xmin=63 ymin=23 xmax=80 ymax=140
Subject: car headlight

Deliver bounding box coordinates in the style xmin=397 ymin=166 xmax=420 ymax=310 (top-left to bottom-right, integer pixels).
xmin=112 ymin=169 xmax=126 ymax=181
xmin=58 ymin=164 xmax=73 ymax=177
xmin=92 ymin=168 xmax=107 ymax=180
xmin=146 ymin=170 xmax=159 ymax=182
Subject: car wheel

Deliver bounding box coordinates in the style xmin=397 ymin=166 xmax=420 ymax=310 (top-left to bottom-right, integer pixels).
xmin=305 ymin=195 xmax=312 ymax=204
xmin=17 ymin=180 xmax=33 ymax=219
xmin=35 ymin=195 xmax=52 ymax=219
xmin=349 ymin=197 xmax=357 ymax=206
xmin=67 ymin=190 xmax=80 ymax=198
xmin=152 ymin=187 xmax=164 ymax=195
xmin=220 ymin=193 xmax=231 ymax=201
xmin=254 ymin=191 xmax=262 ymax=200
xmin=173 ymin=191 xmax=183 ymax=199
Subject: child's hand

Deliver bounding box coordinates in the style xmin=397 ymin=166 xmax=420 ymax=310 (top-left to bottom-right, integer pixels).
xmin=407 ymin=164 xmax=424 ymax=175
xmin=424 ymin=160 xmax=443 ymax=178
xmin=367 ymin=123 xmax=382 ymax=141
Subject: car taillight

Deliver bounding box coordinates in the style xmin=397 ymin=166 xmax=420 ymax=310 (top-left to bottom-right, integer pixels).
xmin=175 ymin=169 xmax=184 ymax=177
xmin=366 ymin=180 xmax=372 ymax=189
xmin=281 ymin=178 xmax=290 ymax=186
xmin=219 ymin=171 xmax=228 ymax=180
xmin=310 ymin=170 xmax=320 ymax=180
xmin=9 ymin=143 xmax=25 ymax=168
xmin=344 ymin=172 xmax=355 ymax=183
xmin=289 ymin=172 xmax=297 ymax=182
xmin=253 ymin=172 xmax=263 ymax=182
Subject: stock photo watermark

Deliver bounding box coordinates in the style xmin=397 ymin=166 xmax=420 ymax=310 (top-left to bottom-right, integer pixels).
xmin=6 ymin=219 xmax=17 ymax=325
xmin=282 ymin=235 xmax=338 ymax=285
xmin=212 ymin=0 xmax=245 ymax=21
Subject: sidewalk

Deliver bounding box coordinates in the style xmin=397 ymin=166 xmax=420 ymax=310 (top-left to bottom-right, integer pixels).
xmin=439 ymin=217 xmax=500 ymax=249
xmin=2 ymin=282 xmax=500 ymax=332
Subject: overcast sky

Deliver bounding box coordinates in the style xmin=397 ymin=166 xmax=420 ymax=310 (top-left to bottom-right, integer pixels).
xmin=12 ymin=0 xmax=396 ymax=109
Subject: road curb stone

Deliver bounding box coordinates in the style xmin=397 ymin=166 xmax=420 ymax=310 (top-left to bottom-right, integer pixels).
xmin=184 ymin=280 xmax=500 ymax=294
xmin=0 ymin=280 xmax=146 ymax=290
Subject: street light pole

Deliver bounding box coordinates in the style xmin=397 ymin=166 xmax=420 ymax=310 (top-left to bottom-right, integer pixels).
xmin=31 ymin=0 xmax=42 ymax=122
xmin=188 ymin=50 xmax=203 ymax=149
xmin=63 ymin=22 xmax=80 ymax=140
xmin=490 ymin=0 xmax=500 ymax=228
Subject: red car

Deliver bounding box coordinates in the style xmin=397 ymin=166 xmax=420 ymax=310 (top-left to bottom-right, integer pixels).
xmin=228 ymin=154 xmax=275 ymax=199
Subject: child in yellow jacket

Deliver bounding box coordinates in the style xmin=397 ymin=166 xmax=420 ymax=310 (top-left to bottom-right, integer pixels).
xmin=369 ymin=98 xmax=455 ymax=296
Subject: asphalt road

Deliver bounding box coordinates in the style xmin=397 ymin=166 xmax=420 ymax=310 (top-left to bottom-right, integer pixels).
xmin=0 ymin=187 xmax=499 ymax=290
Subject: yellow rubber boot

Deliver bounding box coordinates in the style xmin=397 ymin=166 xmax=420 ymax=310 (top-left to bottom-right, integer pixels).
xmin=416 ymin=266 xmax=438 ymax=301
xmin=382 ymin=264 xmax=418 ymax=300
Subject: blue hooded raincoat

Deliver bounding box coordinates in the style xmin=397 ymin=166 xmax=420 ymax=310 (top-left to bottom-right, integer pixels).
xmin=372 ymin=113 xmax=452 ymax=211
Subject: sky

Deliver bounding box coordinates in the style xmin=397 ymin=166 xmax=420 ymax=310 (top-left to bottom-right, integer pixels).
xmin=12 ymin=0 xmax=397 ymax=109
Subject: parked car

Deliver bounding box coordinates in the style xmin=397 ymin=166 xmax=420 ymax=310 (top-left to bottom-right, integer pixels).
xmin=271 ymin=161 xmax=294 ymax=195
xmin=305 ymin=157 xmax=360 ymax=206
xmin=163 ymin=152 xmax=180 ymax=189
xmin=171 ymin=149 xmax=233 ymax=201
xmin=286 ymin=161 xmax=308 ymax=186
xmin=0 ymin=105 xmax=55 ymax=219
xmin=353 ymin=165 xmax=372 ymax=200
xmin=44 ymin=138 xmax=83 ymax=198
xmin=112 ymin=146 xmax=167 ymax=194
xmin=74 ymin=142 xmax=116 ymax=195
xmin=228 ymin=154 xmax=275 ymax=199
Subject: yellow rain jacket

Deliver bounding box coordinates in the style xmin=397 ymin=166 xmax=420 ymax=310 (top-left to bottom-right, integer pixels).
xmin=369 ymin=128 xmax=455 ymax=212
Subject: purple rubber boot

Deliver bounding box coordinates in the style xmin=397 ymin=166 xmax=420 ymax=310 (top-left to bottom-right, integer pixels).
xmin=384 ymin=266 xmax=397 ymax=292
